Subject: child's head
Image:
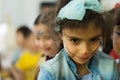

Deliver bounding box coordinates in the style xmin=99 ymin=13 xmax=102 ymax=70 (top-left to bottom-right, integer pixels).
xmin=16 ymin=25 xmax=37 ymax=52
xmin=16 ymin=25 xmax=32 ymax=47
xmin=33 ymin=10 xmax=62 ymax=57
xmin=56 ymin=0 xmax=105 ymax=64
xmin=111 ymin=6 xmax=120 ymax=57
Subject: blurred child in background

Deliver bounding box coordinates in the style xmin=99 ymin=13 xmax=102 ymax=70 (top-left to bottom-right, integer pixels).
xmin=10 ymin=26 xmax=33 ymax=80
xmin=33 ymin=10 xmax=63 ymax=79
xmin=11 ymin=25 xmax=32 ymax=64
xmin=10 ymin=26 xmax=42 ymax=80
xmin=110 ymin=5 xmax=120 ymax=78
xmin=34 ymin=10 xmax=62 ymax=61
xmin=103 ymin=3 xmax=120 ymax=63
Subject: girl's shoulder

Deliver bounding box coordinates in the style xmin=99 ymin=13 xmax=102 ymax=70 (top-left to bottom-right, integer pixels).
xmin=95 ymin=50 xmax=114 ymax=61
xmin=94 ymin=51 xmax=118 ymax=80
xmin=95 ymin=51 xmax=115 ymax=68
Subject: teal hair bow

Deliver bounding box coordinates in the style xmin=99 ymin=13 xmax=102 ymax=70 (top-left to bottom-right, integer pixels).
xmin=57 ymin=0 xmax=102 ymax=21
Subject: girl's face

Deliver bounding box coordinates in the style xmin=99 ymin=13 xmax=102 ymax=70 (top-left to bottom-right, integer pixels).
xmin=112 ymin=26 xmax=120 ymax=57
xmin=16 ymin=32 xmax=25 ymax=47
xmin=61 ymin=23 xmax=102 ymax=64
xmin=34 ymin=24 xmax=60 ymax=57
xmin=26 ymin=33 xmax=37 ymax=51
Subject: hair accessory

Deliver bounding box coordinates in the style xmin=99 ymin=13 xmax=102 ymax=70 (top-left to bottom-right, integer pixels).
xmin=34 ymin=30 xmax=44 ymax=36
xmin=114 ymin=3 xmax=120 ymax=9
xmin=57 ymin=0 xmax=102 ymax=21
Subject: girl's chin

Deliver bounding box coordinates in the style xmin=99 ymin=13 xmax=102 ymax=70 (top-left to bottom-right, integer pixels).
xmin=74 ymin=57 xmax=91 ymax=64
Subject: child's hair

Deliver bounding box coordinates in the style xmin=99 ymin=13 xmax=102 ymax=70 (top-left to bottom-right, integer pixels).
xmin=102 ymin=6 xmax=120 ymax=53
xmin=57 ymin=10 xmax=105 ymax=32
xmin=17 ymin=25 xmax=32 ymax=38
xmin=56 ymin=0 xmax=106 ymax=35
xmin=56 ymin=0 xmax=70 ymax=14
xmin=34 ymin=14 xmax=42 ymax=25
xmin=112 ymin=6 xmax=120 ymax=28
xmin=103 ymin=5 xmax=120 ymax=36
xmin=102 ymin=10 xmax=114 ymax=53
xmin=55 ymin=0 xmax=107 ymax=53
xmin=34 ymin=9 xmax=59 ymax=39
xmin=34 ymin=9 xmax=63 ymax=47
xmin=34 ymin=10 xmax=57 ymax=29
xmin=56 ymin=0 xmax=101 ymax=14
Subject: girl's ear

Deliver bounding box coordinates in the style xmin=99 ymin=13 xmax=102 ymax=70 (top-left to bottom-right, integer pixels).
xmin=111 ymin=34 xmax=113 ymax=40
xmin=59 ymin=33 xmax=63 ymax=40
xmin=60 ymin=34 xmax=63 ymax=40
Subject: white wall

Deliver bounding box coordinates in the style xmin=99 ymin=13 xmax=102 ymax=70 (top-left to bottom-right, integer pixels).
xmin=101 ymin=0 xmax=120 ymax=11
xmin=1 ymin=0 xmax=120 ymax=27
xmin=0 ymin=0 xmax=57 ymax=28
xmin=0 ymin=0 xmax=3 ymax=23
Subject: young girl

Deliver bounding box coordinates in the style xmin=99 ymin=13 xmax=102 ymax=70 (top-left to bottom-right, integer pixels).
xmin=103 ymin=4 xmax=120 ymax=63
xmin=102 ymin=4 xmax=120 ymax=62
xmin=33 ymin=10 xmax=62 ymax=61
xmin=37 ymin=0 xmax=118 ymax=80
xmin=110 ymin=5 xmax=120 ymax=77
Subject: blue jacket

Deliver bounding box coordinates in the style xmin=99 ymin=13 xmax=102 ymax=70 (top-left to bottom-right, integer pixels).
xmin=38 ymin=49 xmax=118 ymax=80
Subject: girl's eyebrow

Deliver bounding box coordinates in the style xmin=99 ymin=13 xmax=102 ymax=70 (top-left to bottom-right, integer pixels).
xmin=34 ymin=30 xmax=44 ymax=36
xmin=64 ymin=32 xmax=102 ymax=39
xmin=63 ymin=32 xmax=80 ymax=39
xmin=91 ymin=35 xmax=102 ymax=39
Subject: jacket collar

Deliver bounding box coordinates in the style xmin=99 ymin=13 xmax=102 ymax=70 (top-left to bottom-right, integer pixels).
xmin=63 ymin=49 xmax=99 ymax=76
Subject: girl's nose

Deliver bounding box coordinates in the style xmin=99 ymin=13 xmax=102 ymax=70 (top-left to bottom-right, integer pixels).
xmin=35 ymin=39 xmax=40 ymax=47
xmin=79 ymin=42 xmax=89 ymax=55
xmin=40 ymin=40 xmax=45 ymax=47
xmin=82 ymin=52 xmax=89 ymax=55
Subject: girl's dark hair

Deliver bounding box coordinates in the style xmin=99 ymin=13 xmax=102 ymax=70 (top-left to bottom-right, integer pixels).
xmin=34 ymin=9 xmax=63 ymax=48
xmin=56 ymin=0 xmax=106 ymax=53
xmin=56 ymin=0 xmax=106 ymax=34
xmin=57 ymin=10 xmax=105 ymax=31
xmin=56 ymin=0 xmax=101 ymax=12
xmin=17 ymin=25 xmax=32 ymax=38
xmin=102 ymin=7 xmax=118 ymax=54
xmin=56 ymin=0 xmax=70 ymax=14
xmin=102 ymin=10 xmax=114 ymax=54
xmin=34 ymin=9 xmax=57 ymax=28
xmin=34 ymin=14 xmax=42 ymax=25
xmin=112 ymin=6 xmax=120 ymax=26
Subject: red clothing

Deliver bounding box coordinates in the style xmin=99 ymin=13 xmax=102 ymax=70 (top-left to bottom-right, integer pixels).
xmin=110 ymin=49 xmax=119 ymax=60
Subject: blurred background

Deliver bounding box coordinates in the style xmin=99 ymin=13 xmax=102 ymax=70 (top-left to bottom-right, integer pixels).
xmin=0 ymin=0 xmax=120 ymax=80
xmin=0 ymin=0 xmax=57 ymax=80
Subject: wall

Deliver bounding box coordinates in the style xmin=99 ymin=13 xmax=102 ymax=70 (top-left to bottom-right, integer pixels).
xmin=101 ymin=0 xmax=120 ymax=11
xmin=0 ymin=0 xmax=57 ymax=27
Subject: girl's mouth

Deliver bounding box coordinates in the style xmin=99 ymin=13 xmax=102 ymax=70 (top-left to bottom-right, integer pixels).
xmin=42 ymin=47 xmax=51 ymax=51
xmin=77 ymin=56 xmax=91 ymax=61
xmin=80 ymin=57 xmax=89 ymax=60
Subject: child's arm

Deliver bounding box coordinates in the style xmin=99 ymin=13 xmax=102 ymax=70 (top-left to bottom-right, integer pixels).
xmin=10 ymin=65 xmax=24 ymax=80
xmin=13 ymin=54 xmax=25 ymax=80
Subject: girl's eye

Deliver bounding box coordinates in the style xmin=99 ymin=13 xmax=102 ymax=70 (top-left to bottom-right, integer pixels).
xmin=90 ymin=37 xmax=100 ymax=42
xmin=70 ymin=38 xmax=79 ymax=44
xmin=116 ymin=32 xmax=120 ymax=36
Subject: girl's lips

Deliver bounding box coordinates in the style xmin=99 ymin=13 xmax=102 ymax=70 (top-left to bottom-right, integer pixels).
xmin=43 ymin=47 xmax=50 ymax=50
xmin=80 ymin=57 xmax=89 ymax=60
xmin=42 ymin=48 xmax=51 ymax=51
xmin=78 ymin=56 xmax=91 ymax=61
